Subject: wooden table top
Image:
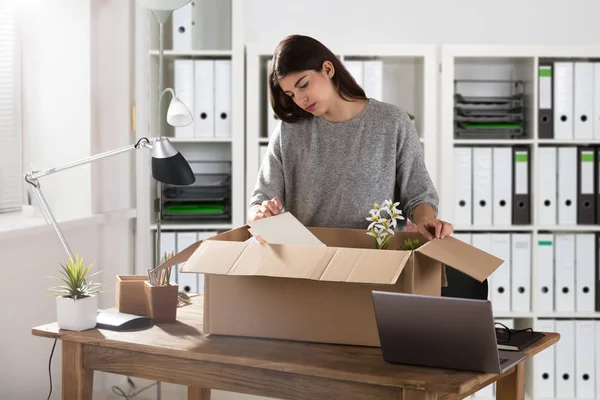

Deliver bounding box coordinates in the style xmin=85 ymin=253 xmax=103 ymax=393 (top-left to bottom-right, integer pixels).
xmin=32 ymin=295 xmax=559 ymax=395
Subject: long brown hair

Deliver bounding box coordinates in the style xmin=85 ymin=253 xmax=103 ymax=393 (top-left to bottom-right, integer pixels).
xmin=268 ymin=35 xmax=366 ymax=123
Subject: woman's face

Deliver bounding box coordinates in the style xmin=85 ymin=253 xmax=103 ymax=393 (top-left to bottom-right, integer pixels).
xmin=278 ymin=61 xmax=336 ymax=116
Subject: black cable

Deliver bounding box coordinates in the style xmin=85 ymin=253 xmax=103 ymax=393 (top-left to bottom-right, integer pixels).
xmin=47 ymin=338 xmax=57 ymax=400
xmin=112 ymin=380 xmax=158 ymax=400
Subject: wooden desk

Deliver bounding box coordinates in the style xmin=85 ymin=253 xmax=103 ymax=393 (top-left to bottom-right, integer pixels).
xmin=32 ymin=296 xmax=558 ymax=400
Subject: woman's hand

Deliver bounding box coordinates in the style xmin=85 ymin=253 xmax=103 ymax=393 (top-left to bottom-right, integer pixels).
xmin=416 ymin=218 xmax=453 ymax=240
xmin=249 ymin=197 xmax=285 ymax=222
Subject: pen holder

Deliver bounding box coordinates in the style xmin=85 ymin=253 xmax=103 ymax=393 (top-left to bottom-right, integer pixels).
xmin=115 ymin=275 xmax=149 ymax=316
xmin=143 ymin=281 xmax=179 ymax=323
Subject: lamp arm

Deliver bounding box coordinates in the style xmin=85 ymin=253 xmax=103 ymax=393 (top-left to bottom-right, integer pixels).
xmin=23 ymin=137 xmax=152 ymax=264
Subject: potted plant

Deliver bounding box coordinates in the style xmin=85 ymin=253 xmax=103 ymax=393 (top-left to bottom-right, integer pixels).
xmin=48 ymin=255 xmax=103 ymax=331
xmin=22 ymin=186 xmax=36 ymax=217
xmin=366 ymin=200 xmax=405 ymax=249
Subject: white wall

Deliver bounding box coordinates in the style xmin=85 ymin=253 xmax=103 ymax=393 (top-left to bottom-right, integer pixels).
xmin=244 ymin=0 xmax=600 ymax=48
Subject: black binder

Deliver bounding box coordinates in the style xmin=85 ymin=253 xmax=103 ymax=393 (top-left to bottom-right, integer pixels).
xmin=512 ymin=146 xmax=531 ymax=225
xmin=538 ymin=59 xmax=554 ymax=139
xmin=597 ymin=147 xmax=600 ymax=224
xmin=577 ymin=147 xmax=596 ymax=224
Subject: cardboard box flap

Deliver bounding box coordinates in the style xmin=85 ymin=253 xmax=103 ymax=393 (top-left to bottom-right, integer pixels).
xmin=415 ymin=236 xmax=503 ymax=282
xmin=181 ymin=240 xmax=413 ymax=284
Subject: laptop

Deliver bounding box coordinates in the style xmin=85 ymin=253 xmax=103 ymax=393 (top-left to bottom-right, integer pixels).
xmin=371 ymin=291 xmax=527 ymax=374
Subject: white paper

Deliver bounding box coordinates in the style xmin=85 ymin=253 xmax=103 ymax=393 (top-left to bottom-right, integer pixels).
xmin=247 ymin=212 xmax=325 ymax=247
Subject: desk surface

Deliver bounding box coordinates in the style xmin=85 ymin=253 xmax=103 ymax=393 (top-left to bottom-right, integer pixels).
xmin=32 ymin=295 xmax=559 ymax=397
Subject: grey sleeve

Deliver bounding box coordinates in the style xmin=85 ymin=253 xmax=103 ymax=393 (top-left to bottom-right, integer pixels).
xmin=249 ymin=122 xmax=285 ymax=208
xmin=395 ymin=112 xmax=439 ymax=221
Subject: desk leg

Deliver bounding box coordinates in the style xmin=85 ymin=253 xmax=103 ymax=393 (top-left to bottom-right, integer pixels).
xmin=496 ymin=362 xmax=525 ymax=400
xmin=62 ymin=342 xmax=93 ymax=400
xmin=188 ymin=386 xmax=210 ymax=400
xmin=403 ymin=387 xmax=437 ymax=399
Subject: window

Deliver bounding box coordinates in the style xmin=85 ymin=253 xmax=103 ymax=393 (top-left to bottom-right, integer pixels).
xmin=0 ymin=3 xmax=22 ymax=213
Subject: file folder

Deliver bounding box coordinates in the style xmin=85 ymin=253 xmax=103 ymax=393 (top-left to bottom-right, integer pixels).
xmin=596 ymin=233 xmax=600 ymax=312
xmin=363 ymin=60 xmax=383 ymax=100
xmin=536 ymin=234 xmax=554 ymax=312
xmin=489 ymin=234 xmax=511 ymax=312
xmin=512 ymin=147 xmax=530 ymax=225
xmin=555 ymin=320 xmax=575 ymax=399
xmin=534 ymin=319 xmax=555 ymax=398
xmin=266 ymin=59 xmax=279 ymax=137
xmin=214 ymin=59 xmax=232 ymax=137
xmin=553 ymin=61 xmax=574 ymax=140
xmin=171 ymin=2 xmax=193 ymax=51
xmin=575 ymin=234 xmax=595 ymax=312
xmin=595 ymin=63 xmax=600 ymax=140
xmin=453 ymin=147 xmax=472 ymax=226
xmin=555 ymin=234 xmax=575 ymax=312
xmin=558 ymin=147 xmax=577 ymax=225
xmin=344 ymin=60 xmax=363 ymax=87
xmin=511 ymin=233 xmax=531 ymax=312
xmin=596 ymin=320 xmax=600 ymax=396
xmin=492 ymin=147 xmax=512 ymax=226
xmin=574 ymin=62 xmax=595 ymax=140
xmin=577 ymin=147 xmax=596 ymax=224
xmin=174 ymin=60 xmax=195 ymax=138
xmin=473 ymin=147 xmax=492 ymax=225
xmin=176 ymin=232 xmax=198 ymax=294
xmin=538 ymin=60 xmax=554 ymax=139
xmin=575 ymin=320 xmax=595 ymax=398
xmin=538 ymin=146 xmax=557 ymax=225
xmin=596 ymin=147 xmax=600 ymax=225
xmin=194 ymin=60 xmax=215 ymax=138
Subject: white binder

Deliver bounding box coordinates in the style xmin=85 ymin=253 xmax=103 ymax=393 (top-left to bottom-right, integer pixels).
xmin=453 ymin=147 xmax=472 ymax=226
xmin=194 ymin=60 xmax=215 ymax=138
xmin=554 ymin=61 xmax=574 ymax=140
xmin=174 ymin=59 xmax=195 ymax=138
xmin=472 ymin=147 xmax=492 ymax=225
xmin=596 ymin=320 xmax=600 ymax=397
xmin=555 ymin=233 xmax=575 ymax=312
xmin=534 ymin=319 xmax=555 ymax=399
xmin=363 ymin=60 xmax=383 ymax=100
xmin=196 ymin=231 xmax=218 ymax=294
xmin=214 ymin=59 xmax=231 ymax=137
xmin=176 ymin=232 xmax=198 ymax=294
xmin=344 ymin=60 xmax=363 ymax=87
xmin=510 ymin=233 xmax=531 ymax=312
xmin=594 ymin=63 xmax=600 ymax=140
xmin=538 ymin=146 xmax=557 ymax=226
xmin=555 ymin=320 xmax=575 ymax=398
xmin=558 ymin=147 xmax=577 ymax=225
xmin=575 ymin=320 xmax=596 ymax=398
xmin=492 ymin=147 xmax=512 ymax=226
xmin=489 ymin=234 xmax=511 ymax=312
xmin=171 ymin=2 xmax=192 ymax=51
xmin=159 ymin=232 xmax=177 ymax=283
xmin=574 ymin=62 xmax=595 ymax=140
xmin=266 ymin=59 xmax=279 ymax=137
xmin=575 ymin=234 xmax=595 ymax=312
xmin=536 ymin=233 xmax=554 ymax=312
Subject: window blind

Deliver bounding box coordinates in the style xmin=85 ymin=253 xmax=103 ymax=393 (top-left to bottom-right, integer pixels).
xmin=0 ymin=3 xmax=22 ymax=213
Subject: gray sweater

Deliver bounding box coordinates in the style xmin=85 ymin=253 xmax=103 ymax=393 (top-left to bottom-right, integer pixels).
xmin=250 ymin=98 xmax=439 ymax=229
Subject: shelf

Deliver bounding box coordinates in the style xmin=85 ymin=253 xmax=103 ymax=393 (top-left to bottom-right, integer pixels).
xmin=454 ymin=139 xmax=534 ymax=145
xmin=537 ymin=139 xmax=600 ymax=145
xmin=149 ymin=50 xmax=232 ymax=58
xmin=150 ymin=223 xmax=232 ymax=231
xmin=537 ymin=225 xmax=600 ymax=232
xmin=455 ymin=225 xmax=534 ymax=232
xmin=169 ymin=137 xmax=233 ymax=143
xmin=538 ymin=312 xmax=600 ymax=319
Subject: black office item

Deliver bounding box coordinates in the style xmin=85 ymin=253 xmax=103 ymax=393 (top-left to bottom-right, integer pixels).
xmin=538 ymin=59 xmax=554 ymax=139
xmin=577 ymin=147 xmax=596 ymax=224
xmin=495 ymin=323 xmax=545 ymax=351
xmin=512 ymin=146 xmax=531 ymax=225
xmin=96 ymin=310 xmax=152 ymax=331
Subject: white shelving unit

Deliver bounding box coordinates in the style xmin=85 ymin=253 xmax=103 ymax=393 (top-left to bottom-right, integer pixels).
xmin=440 ymin=45 xmax=600 ymax=400
xmin=245 ymin=42 xmax=439 ymax=208
xmin=135 ymin=0 xmax=245 ymax=269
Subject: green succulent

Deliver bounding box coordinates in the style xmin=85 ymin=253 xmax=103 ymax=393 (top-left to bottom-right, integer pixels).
xmin=48 ymin=255 xmax=103 ymax=299
xmin=400 ymin=238 xmax=421 ymax=250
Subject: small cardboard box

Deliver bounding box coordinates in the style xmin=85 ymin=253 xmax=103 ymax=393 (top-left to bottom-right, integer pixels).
xmin=160 ymin=225 xmax=502 ymax=347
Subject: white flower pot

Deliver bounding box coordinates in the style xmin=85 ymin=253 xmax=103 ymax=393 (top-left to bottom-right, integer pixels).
xmin=56 ymin=295 xmax=98 ymax=331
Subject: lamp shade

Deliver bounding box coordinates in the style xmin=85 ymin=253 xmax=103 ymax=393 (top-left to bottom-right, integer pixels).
xmin=166 ymin=96 xmax=193 ymax=127
xmin=150 ymin=138 xmax=195 ymax=185
xmin=136 ymin=0 xmax=191 ymax=11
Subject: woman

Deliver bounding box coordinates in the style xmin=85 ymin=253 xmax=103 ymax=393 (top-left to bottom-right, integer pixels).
xmin=248 ymin=34 xmax=453 ymax=241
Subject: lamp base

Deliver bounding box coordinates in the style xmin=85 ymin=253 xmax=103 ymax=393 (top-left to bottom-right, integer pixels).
xmin=96 ymin=309 xmax=152 ymax=331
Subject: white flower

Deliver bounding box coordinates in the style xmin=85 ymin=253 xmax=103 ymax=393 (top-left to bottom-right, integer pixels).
xmin=365 ymin=199 xmax=405 ymax=249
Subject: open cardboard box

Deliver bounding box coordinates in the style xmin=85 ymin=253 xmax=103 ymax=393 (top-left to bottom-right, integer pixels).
xmin=158 ymin=222 xmax=503 ymax=347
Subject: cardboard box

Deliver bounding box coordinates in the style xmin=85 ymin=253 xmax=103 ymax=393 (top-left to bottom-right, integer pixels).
xmin=160 ymin=225 xmax=502 ymax=347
